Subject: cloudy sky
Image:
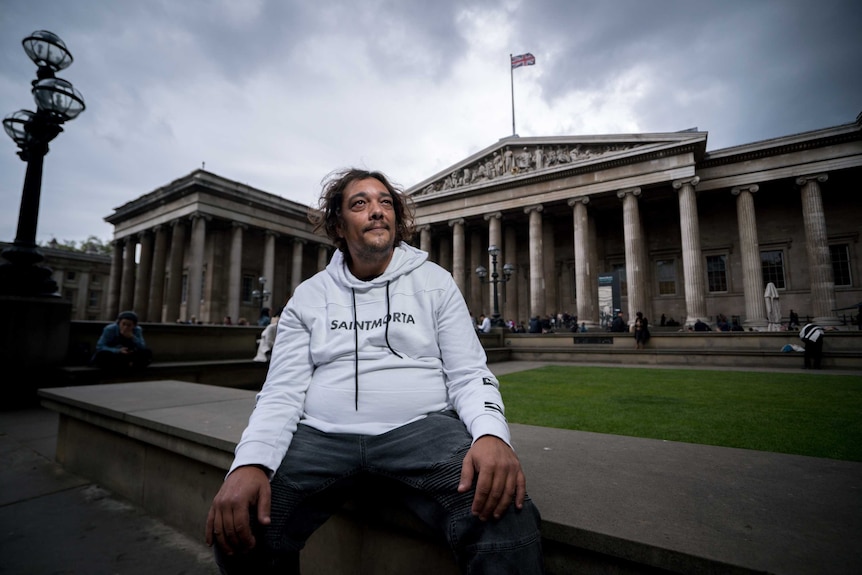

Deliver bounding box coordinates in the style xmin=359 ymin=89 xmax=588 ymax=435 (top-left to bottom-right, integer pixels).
xmin=1 ymin=0 xmax=860 ymax=245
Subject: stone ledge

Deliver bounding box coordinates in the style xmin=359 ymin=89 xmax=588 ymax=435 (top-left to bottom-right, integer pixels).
xmin=38 ymin=380 xmax=862 ymax=575
xmin=56 ymin=360 xmax=268 ymax=389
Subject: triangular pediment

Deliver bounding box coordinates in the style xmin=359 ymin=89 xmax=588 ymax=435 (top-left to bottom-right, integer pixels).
xmin=407 ymin=131 xmax=707 ymax=198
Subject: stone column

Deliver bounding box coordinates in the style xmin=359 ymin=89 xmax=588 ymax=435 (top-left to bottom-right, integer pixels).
xmin=617 ymin=188 xmax=647 ymax=326
xmin=263 ymin=231 xmax=277 ymax=307
xmin=133 ymin=230 xmax=153 ymax=319
xmin=147 ymin=225 xmax=168 ymax=322
xmin=317 ymin=244 xmax=329 ymax=271
xmin=731 ymin=185 xmax=767 ymax=329
xmin=106 ymin=239 xmax=123 ymax=320
xmin=673 ymin=176 xmax=706 ymax=326
xmin=418 ymin=225 xmax=431 ymax=254
xmin=470 ymin=228 xmax=483 ymax=315
xmin=525 ymin=205 xmax=545 ymax=319
xmin=438 ymin=235 xmax=451 ymax=272
xmin=186 ymin=213 xmax=207 ymax=322
xmin=485 ymin=212 xmax=502 ymax=314
xmin=796 ymin=174 xmax=839 ymax=325
xmin=449 ymin=218 xmax=466 ymax=296
xmin=291 ymin=238 xmax=305 ymax=297
xmin=74 ymin=271 xmax=89 ymax=319
xmin=119 ymin=237 xmax=136 ymax=313
xmin=570 ymin=197 xmax=596 ymax=327
xmin=165 ymin=219 xmax=187 ymax=323
xmin=504 ymin=224 xmax=519 ymax=325
xmin=227 ymin=223 xmax=245 ymax=324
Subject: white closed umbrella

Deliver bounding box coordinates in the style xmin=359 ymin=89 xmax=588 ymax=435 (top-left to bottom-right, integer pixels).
xmin=764 ymin=282 xmax=781 ymax=331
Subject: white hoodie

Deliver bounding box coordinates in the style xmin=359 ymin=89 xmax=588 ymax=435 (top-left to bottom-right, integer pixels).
xmin=229 ymin=242 xmax=511 ymax=475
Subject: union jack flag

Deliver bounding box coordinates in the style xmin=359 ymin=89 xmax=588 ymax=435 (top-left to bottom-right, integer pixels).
xmin=511 ymin=52 xmax=536 ymax=69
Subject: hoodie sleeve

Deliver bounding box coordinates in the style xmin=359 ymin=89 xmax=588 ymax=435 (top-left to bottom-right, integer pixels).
xmin=95 ymin=324 xmax=122 ymax=353
xmin=229 ymin=296 xmax=315 ymax=476
xmin=435 ymin=274 xmax=511 ymax=447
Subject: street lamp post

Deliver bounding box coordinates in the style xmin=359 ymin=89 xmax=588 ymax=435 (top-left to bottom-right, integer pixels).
xmin=251 ymin=276 xmax=271 ymax=319
xmin=1 ymin=31 xmax=86 ymax=296
xmin=475 ymin=245 xmax=515 ymax=327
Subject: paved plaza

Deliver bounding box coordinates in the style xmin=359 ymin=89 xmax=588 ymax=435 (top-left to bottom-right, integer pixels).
xmin=2 ymin=361 xmax=860 ymax=574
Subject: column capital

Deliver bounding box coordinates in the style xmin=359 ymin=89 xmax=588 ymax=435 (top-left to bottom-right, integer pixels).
xmin=264 ymin=229 xmax=280 ymax=238
xmin=731 ymin=184 xmax=759 ymax=196
xmin=416 ymin=224 xmax=431 ymax=233
xmin=567 ymin=196 xmax=590 ymax=208
xmin=523 ymin=204 xmax=543 ymax=215
xmin=151 ymin=224 xmax=163 ymax=233
xmin=136 ymin=229 xmax=150 ymax=241
xmin=795 ymin=173 xmax=828 ymax=186
xmin=170 ymin=218 xmax=185 ymax=229
xmin=231 ymin=221 xmax=248 ymax=230
xmin=484 ymin=211 xmax=502 ymax=221
xmin=672 ymin=176 xmax=700 ymax=190
xmin=448 ymin=218 xmax=465 ymax=227
xmin=616 ymin=187 xmax=641 ymax=199
xmin=292 ymin=237 xmax=307 ymax=245
xmin=188 ymin=212 xmax=211 ymax=223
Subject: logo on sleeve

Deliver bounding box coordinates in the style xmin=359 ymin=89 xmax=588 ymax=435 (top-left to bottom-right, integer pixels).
xmin=482 ymin=377 xmax=499 ymax=388
xmin=484 ymin=402 xmax=505 ymax=417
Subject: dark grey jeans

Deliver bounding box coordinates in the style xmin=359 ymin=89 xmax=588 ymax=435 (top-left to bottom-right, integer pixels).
xmin=215 ymin=411 xmax=544 ymax=574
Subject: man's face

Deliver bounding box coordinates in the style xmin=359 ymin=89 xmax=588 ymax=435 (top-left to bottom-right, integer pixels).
xmin=118 ymin=318 xmax=136 ymax=337
xmin=336 ymin=178 xmax=397 ymax=263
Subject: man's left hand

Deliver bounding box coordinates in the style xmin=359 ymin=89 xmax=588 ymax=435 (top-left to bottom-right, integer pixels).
xmin=457 ymin=435 xmax=526 ymax=521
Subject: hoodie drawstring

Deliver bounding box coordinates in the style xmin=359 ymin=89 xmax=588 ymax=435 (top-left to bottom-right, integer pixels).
xmin=384 ymin=281 xmax=403 ymax=359
xmin=351 ymin=281 xmax=402 ymax=411
xmin=352 ymin=288 xmax=359 ymax=410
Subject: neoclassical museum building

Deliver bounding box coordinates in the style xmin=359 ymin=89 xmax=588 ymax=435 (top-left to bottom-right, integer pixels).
xmin=101 ymin=113 xmax=862 ymax=330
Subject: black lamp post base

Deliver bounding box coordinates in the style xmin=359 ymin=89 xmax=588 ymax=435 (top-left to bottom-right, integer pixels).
xmin=0 ymin=261 xmax=59 ymax=296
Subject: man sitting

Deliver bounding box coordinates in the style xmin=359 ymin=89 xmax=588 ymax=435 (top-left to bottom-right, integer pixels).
xmin=90 ymin=310 xmax=153 ymax=370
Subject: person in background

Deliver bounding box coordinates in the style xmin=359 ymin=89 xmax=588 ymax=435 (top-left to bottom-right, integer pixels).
xmin=789 ymin=309 xmax=800 ymax=330
xmin=799 ymin=323 xmax=825 ymax=369
xmin=253 ymin=306 xmax=282 ymax=362
xmin=633 ymin=311 xmax=650 ymax=349
xmin=206 ymin=167 xmax=543 ymax=574
xmin=90 ymin=311 xmax=153 ymax=371
xmin=610 ymin=310 xmax=626 ymax=333
xmin=477 ymin=313 xmax=491 ymax=333
xmin=257 ymin=307 xmax=271 ymax=327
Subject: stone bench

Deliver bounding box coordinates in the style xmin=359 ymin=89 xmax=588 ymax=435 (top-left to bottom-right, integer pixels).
xmin=39 ymin=380 xmax=862 ymax=575
xmin=56 ymin=359 xmax=268 ymax=389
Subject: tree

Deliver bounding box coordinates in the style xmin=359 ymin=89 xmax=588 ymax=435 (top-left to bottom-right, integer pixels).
xmin=41 ymin=235 xmax=112 ymax=255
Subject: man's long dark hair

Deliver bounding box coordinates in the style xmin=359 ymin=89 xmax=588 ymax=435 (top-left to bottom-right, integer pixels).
xmin=309 ymin=168 xmax=415 ymax=256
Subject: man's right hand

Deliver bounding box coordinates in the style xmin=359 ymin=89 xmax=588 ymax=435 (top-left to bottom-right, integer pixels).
xmin=205 ymin=465 xmax=272 ymax=555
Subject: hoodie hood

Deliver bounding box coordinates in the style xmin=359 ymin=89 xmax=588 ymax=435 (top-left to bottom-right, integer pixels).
xmin=326 ymin=242 xmax=428 ymax=288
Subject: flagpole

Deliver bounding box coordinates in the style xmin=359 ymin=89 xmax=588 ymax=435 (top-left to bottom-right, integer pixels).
xmin=510 ymin=53 xmax=516 ymax=136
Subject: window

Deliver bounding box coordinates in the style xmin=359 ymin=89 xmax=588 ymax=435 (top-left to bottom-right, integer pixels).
xmin=761 ymin=250 xmax=785 ymax=289
xmin=64 ymin=289 xmax=75 ymax=302
xmin=241 ymin=275 xmax=254 ymax=303
xmin=831 ymin=244 xmax=852 ymax=286
xmin=66 ymin=271 xmax=76 ymax=281
xmin=706 ymin=255 xmax=728 ymax=292
xmin=88 ymin=290 xmax=100 ymax=308
xmin=656 ymin=259 xmax=676 ymax=295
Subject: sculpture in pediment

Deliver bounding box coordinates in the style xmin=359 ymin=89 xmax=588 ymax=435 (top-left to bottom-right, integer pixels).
xmin=416 ymin=141 xmax=640 ymax=196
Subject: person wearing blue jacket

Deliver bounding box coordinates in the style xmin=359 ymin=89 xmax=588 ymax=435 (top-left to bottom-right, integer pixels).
xmin=90 ymin=310 xmax=153 ymax=370
xmin=206 ymin=168 xmax=543 ymax=574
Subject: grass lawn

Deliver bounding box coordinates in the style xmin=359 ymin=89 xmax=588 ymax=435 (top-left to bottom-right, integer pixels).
xmin=498 ymin=366 xmax=862 ymax=461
